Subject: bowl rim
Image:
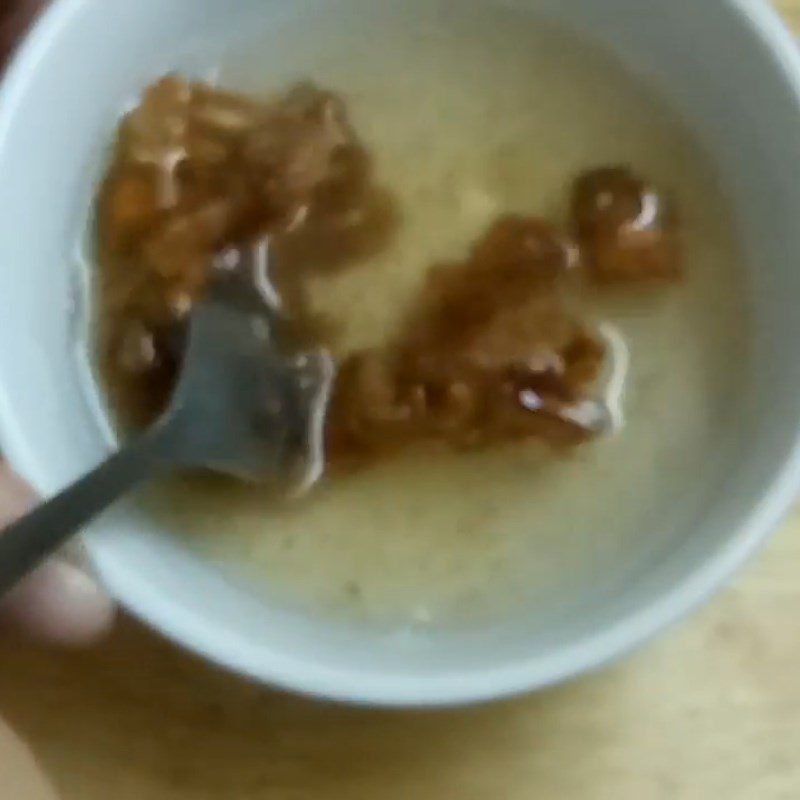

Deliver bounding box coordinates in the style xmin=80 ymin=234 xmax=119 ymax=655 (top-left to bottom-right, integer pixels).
xmin=2 ymin=0 xmax=800 ymax=707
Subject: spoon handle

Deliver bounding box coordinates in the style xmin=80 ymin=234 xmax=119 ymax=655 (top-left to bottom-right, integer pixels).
xmin=0 ymin=428 xmax=175 ymax=596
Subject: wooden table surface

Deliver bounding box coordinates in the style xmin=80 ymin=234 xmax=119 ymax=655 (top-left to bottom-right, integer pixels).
xmin=4 ymin=3 xmax=800 ymax=798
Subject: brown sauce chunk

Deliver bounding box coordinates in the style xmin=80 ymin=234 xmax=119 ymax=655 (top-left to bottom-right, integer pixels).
xmin=572 ymin=166 xmax=680 ymax=284
xmin=326 ymin=217 xmax=608 ymax=466
xmin=97 ymin=77 xmax=397 ymax=429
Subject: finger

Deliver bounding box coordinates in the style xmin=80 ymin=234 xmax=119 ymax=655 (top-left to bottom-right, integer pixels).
xmin=1 ymin=560 xmax=116 ymax=645
xmin=0 ymin=717 xmax=57 ymax=800
xmin=0 ymin=461 xmax=35 ymax=518
xmin=0 ymin=463 xmax=116 ymax=644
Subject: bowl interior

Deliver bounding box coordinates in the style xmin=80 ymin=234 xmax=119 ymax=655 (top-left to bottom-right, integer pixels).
xmin=1 ymin=0 xmax=800 ymax=705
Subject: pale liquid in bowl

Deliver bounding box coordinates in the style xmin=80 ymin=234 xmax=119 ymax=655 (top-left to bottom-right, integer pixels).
xmin=141 ymin=0 xmax=749 ymax=629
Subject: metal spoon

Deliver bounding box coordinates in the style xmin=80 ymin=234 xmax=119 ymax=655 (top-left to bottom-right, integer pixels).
xmin=0 ymin=256 xmax=333 ymax=596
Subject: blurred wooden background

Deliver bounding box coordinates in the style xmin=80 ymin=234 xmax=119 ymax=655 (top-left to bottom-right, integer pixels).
xmin=3 ymin=2 xmax=800 ymax=798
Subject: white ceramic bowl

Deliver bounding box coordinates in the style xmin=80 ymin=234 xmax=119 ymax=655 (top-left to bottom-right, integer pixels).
xmin=2 ymin=0 xmax=800 ymax=707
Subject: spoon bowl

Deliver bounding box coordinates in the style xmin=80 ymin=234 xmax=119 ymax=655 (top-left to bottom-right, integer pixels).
xmin=0 ymin=246 xmax=332 ymax=594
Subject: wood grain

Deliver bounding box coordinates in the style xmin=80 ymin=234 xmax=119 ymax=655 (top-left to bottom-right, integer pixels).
xmin=4 ymin=3 xmax=800 ymax=798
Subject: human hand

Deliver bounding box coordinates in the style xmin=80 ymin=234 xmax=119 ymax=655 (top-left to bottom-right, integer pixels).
xmin=0 ymin=463 xmax=116 ymax=799
xmin=0 ymin=462 xmax=116 ymax=641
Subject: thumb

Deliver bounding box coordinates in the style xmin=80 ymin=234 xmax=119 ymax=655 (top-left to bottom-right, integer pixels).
xmin=0 ymin=463 xmax=116 ymax=645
